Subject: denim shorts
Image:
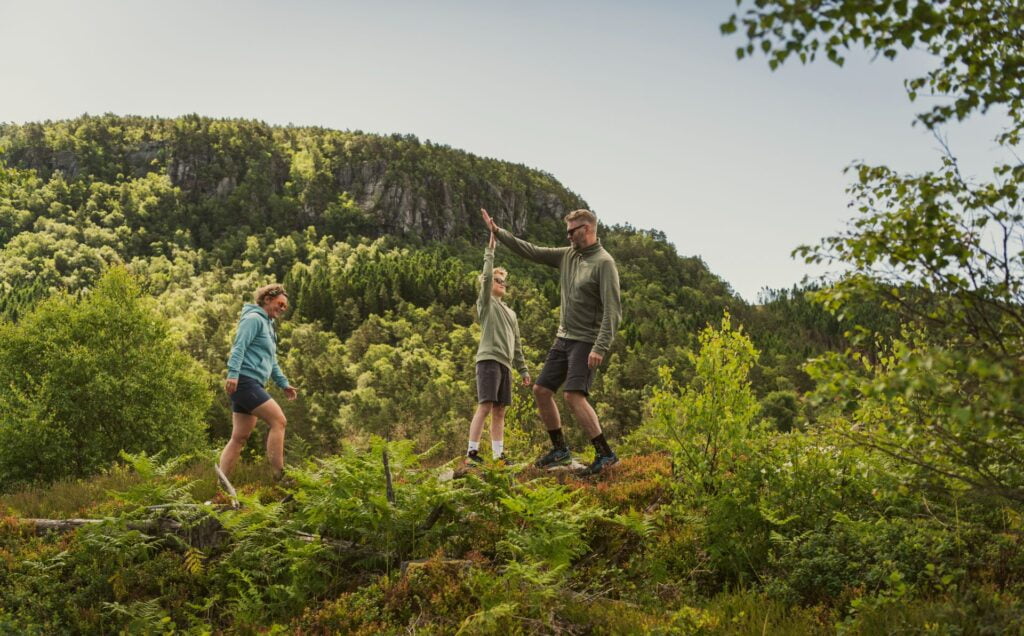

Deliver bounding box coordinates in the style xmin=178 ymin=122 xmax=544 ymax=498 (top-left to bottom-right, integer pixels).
xmin=230 ymin=375 xmax=272 ymax=414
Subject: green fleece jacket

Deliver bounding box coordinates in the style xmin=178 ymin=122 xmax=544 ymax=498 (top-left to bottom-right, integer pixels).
xmin=226 ymin=303 xmax=290 ymax=388
xmin=495 ymin=228 xmax=621 ymax=356
xmin=476 ymin=247 xmax=529 ymax=376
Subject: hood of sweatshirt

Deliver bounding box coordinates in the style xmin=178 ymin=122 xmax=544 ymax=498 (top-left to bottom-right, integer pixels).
xmin=240 ymin=303 xmax=270 ymax=321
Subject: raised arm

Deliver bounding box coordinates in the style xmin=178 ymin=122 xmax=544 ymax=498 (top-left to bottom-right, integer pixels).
xmin=477 ymin=239 xmax=495 ymax=313
xmin=481 ymin=208 xmax=564 ymax=268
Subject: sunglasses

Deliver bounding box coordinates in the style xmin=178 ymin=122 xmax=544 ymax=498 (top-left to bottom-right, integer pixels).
xmin=494 ymin=278 xmax=508 ymax=287
xmin=566 ymin=224 xmax=587 ymax=237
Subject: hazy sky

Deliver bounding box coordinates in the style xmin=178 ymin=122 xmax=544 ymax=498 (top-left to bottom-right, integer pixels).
xmin=0 ymin=1 xmax=1010 ymax=300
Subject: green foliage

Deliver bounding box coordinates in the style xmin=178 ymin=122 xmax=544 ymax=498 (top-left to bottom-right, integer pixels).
xmin=4 ymin=86 xmax=1023 ymax=632
xmin=289 ymin=438 xmax=444 ymax=568
xmin=336 ymin=308 xmax=470 ymax=447
xmin=727 ymin=0 xmax=1024 ymax=510
xmin=724 ymin=0 xmax=1024 ymax=144
xmin=0 ymin=268 xmax=213 ymax=489
xmin=840 ymin=586 xmax=1024 ymax=635
xmin=640 ymin=312 xmax=765 ymax=498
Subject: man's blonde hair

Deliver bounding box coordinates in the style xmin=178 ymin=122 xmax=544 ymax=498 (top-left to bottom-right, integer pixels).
xmin=563 ymin=209 xmax=597 ymax=226
xmin=253 ymin=283 xmax=287 ymax=306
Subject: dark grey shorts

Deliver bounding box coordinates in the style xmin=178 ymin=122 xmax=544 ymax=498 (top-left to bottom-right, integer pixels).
xmin=476 ymin=360 xmax=512 ymax=406
xmin=230 ymin=375 xmax=272 ymax=414
xmin=535 ymin=338 xmax=594 ymax=395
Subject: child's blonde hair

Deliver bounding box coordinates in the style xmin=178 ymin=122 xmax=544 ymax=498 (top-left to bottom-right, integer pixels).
xmin=480 ymin=267 xmax=508 ymax=285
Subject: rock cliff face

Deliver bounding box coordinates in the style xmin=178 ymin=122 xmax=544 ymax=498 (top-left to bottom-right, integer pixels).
xmin=330 ymin=158 xmax=571 ymax=240
xmin=1 ymin=118 xmax=585 ymax=243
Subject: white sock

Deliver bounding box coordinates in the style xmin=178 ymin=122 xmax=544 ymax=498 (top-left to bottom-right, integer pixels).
xmin=467 ymin=440 xmax=480 ymax=453
xmin=491 ymin=440 xmax=504 ymax=459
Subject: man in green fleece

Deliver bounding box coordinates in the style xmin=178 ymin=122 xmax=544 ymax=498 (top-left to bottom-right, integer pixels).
xmin=481 ymin=207 xmax=622 ymax=476
xmin=464 ymin=229 xmax=532 ymax=465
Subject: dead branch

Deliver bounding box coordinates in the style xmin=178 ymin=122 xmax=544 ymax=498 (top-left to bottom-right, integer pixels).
xmin=213 ymin=464 xmax=240 ymax=509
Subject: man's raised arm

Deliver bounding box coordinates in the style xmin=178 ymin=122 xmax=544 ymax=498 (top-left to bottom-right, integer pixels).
xmin=480 ymin=208 xmax=564 ymax=268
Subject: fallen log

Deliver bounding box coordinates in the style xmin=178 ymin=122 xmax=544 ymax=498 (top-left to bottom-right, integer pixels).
xmin=19 ymin=517 xmax=183 ymax=536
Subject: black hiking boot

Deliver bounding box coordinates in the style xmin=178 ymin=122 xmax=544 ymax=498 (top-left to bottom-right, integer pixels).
xmin=465 ymin=450 xmax=485 ymax=466
xmin=534 ymin=447 xmax=572 ymax=469
xmin=577 ymin=452 xmax=618 ymax=476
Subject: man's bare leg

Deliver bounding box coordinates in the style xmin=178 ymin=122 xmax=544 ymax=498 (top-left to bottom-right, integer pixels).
xmin=564 ymin=391 xmax=602 ymax=438
xmin=565 ymin=390 xmax=617 ymax=474
xmin=532 ymin=384 xmax=562 ymax=431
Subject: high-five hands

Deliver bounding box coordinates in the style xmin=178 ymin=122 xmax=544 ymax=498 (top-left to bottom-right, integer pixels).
xmin=480 ymin=208 xmax=499 ymax=233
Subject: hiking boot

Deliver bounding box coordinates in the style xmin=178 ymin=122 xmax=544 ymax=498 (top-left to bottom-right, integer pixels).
xmin=465 ymin=450 xmax=484 ymax=466
xmin=495 ymin=453 xmax=512 ymax=466
xmin=577 ymin=452 xmax=618 ymax=476
xmin=534 ymin=447 xmax=572 ymax=469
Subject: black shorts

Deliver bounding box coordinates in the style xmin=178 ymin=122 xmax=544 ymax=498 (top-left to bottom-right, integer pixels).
xmin=535 ymin=338 xmax=594 ymax=396
xmin=230 ymin=375 xmax=272 ymax=414
xmin=476 ymin=360 xmax=512 ymax=406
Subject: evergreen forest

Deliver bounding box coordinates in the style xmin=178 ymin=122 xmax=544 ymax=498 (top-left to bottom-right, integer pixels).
xmin=2 ymin=2 xmax=1024 ymax=632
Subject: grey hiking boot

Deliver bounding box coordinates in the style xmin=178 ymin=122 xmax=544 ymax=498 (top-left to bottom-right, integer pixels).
xmin=534 ymin=447 xmax=572 ymax=469
xmin=577 ymin=452 xmax=618 ymax=476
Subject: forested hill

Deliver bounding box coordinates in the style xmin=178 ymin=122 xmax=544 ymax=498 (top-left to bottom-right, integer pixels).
xmin=4 ymin=114 xmax=829 ymax=472
xmin=0 ymin=114 xmax=583 ymax=248
xmin=5 ymin=0 xmax=1024 ymax=626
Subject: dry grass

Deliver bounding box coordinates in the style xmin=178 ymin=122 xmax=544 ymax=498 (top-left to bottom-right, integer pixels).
xmin=0 ymin=453 xmax=285 ymax=519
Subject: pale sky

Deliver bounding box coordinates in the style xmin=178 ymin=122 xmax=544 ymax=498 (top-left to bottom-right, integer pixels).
xmin=0 ymin=0 xmax=1011 ymax=300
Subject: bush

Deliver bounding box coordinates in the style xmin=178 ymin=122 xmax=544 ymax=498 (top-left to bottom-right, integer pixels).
xmin=0 ymin=267 xmax=213 ymax=489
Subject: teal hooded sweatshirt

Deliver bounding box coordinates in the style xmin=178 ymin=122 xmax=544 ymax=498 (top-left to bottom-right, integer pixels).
xmin=226 ymin=303 xmax=290 ymax=388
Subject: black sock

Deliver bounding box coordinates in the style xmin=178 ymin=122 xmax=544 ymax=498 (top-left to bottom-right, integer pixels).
xmin=590 ymin=433 xmax=612 ymax=457
xmin=548 ymin=428 xmax=568 ymax=450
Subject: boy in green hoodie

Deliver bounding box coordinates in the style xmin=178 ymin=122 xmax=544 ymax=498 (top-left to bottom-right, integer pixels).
xmin=465 ymin=230 xmax=532 ymax=464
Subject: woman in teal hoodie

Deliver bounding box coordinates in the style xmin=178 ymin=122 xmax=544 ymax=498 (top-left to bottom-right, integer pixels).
xmin=218 ymin=283 xmax=299 ymax=478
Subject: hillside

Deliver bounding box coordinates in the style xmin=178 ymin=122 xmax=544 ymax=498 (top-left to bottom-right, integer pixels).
xmin=3 ymin=114 xmax=1021 ymax=633
xmin=0 ymin=114 xmax=777 ymax=457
